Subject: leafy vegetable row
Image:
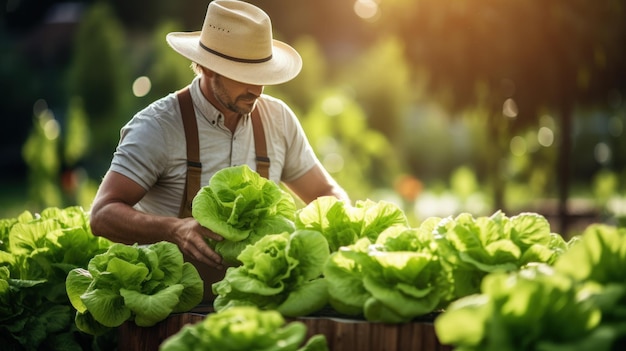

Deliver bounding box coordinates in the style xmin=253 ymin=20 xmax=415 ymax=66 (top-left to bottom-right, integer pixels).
xmin=191 ymin=165 xmax=574 ymax=323
xmin=0 ymin=207 xmax=114 ymax=350
xmin=4 ymin=165 xmax=618 ymax=351
xmin=435 ymin=224 xmax=626 ymax=350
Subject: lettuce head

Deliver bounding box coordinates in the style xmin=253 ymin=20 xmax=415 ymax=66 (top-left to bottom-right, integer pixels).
xmin=159 ymin=306 xmax=329 ymax=351
xmin=192 ymin=165 xmax=296 ymax=264
xmin=212 ymin=229 xmax=330 ymax=317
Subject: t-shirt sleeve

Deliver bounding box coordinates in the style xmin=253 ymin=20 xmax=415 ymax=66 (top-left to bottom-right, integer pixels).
xmin=109 ymin=110 xmax=170 ymax=191
xmin=280 ymin=102 xmax=319 ymax=182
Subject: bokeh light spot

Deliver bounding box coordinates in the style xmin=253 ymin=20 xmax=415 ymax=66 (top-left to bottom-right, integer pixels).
xmin=43 ymin=116 xmax=60 ymax=140
xmin=502 ymin=98 xmax=518 ymax=118
xmin=594 ymin=142 xmax=611 ymax=165
xmin=354 ymin=0 xmax=380 ymax=21
xmin=132 ymin=76 xmax=152 ymax=97
xmin=537 ymin=127 xmax=554 ymax=147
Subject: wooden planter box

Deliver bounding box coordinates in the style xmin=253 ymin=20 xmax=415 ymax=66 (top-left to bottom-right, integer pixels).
xmin=117 ymin=305 xmax=453 ymax=351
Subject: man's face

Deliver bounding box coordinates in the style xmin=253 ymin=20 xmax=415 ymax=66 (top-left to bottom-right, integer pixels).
xmin=211 ymin=73 xmax=264 ymax=115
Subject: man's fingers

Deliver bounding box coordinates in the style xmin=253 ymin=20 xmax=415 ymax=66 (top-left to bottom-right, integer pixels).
xmin=201 ymin=229 xmax=224 ymax=242
xmin=187 ymin=243 xmax=223 ymax=269
xmin=177 ymin=218 xmax=225 ymax=269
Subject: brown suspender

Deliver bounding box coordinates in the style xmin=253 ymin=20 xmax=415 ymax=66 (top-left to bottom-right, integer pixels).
xmin=176 ymin=87 xmax=269 ymax=218
xmin=251 ymin=108 xmax=270 ymax=179
xmin=177 ymin=88 xmax=201 ymax=218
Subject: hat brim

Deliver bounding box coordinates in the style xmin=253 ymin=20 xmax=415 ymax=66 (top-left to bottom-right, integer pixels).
xmin=166 ymin=32 xmax=302 ymax=86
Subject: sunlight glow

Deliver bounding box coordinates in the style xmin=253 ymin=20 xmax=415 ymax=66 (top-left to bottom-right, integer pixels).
xmin=537 ymin=127 xmax=554 ymax=147
xmin=34 ymin=99 xmax=60 ymax=140
xmin=132 ymin=76 xmax=152 ymax=97
xmin=502 ymin=98 xmax=518 ymax=118
xmin=354 ymin=0 xmax=380 ymax=21
xmin=39 ymin=111 xmax=60 ymax=141
xmin=44 ymin=119 xmax=60 ymax=140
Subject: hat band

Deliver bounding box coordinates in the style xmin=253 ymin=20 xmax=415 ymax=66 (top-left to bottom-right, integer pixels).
xmin=199 ymin=41 xmax=272 ymax=64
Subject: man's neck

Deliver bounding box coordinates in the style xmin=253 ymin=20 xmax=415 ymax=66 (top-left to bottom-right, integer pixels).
xmin=199 ymin=80 xmax=242 ymax=123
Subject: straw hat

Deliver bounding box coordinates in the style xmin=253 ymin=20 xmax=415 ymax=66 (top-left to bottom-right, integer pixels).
xmin=166 ymin=0 xmax=302 ymax=85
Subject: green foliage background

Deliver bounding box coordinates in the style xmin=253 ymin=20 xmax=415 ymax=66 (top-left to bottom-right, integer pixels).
xmin=2 ymin=0 xmax=626 ymax=237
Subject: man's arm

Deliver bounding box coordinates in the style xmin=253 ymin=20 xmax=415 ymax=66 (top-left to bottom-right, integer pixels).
xmin=283 ymin=163 xmax=350 ymax=204
xmin=89 ymin=170 xmax=224 ymax=269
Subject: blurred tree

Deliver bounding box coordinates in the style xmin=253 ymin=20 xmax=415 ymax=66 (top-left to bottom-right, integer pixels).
xmin=269 ymin=35 xmax=405 ymax=200
xmin=67 ymin=1 xmax=131 ymax=174
xmin=22 ymin=109 xmax=62 ymax=209
xmin=301 ymin=89 xmax=402 ymax=200
xmin=268 ymin=36 xmax=329 ymax=115
xmin=378 ymin=0 xmax=626 ymax=233
xmin=337 ymin=37 xmax=413 ymax=145
xmin=63 ymin=97 xmax=89 ymax=167
xmin=142 ymin=21 xmax=196 ymax=102
xmin=61 ymin=97 xmax=93 ymax=207
xmin=0 ymin=32 xmax=37 ymax=179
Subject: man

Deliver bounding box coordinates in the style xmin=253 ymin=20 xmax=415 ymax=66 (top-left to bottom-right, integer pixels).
xmin=89 ymin=0 xmax=349 ymax=300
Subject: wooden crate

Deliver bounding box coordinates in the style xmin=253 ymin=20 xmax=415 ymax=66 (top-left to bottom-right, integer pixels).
xmin=291 ymin=317 xmax=452 ymax=351
xmin=117 ymin=306 xmax=453 ymax=351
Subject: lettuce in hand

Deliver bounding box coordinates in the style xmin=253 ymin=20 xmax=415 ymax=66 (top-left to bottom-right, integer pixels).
xmin=192 ymin=165 xmax=296 ymax=264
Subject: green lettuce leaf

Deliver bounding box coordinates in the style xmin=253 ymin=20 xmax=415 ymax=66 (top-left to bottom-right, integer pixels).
xmin=435 ymin=264 xmax=603 ymax=351
xmin=192 ymin=165 xmax=296 ymax=242
xmin=81 ymin=288 xmax=131 ymax=327
xmin=324 ymin=223 xmax=452 ymax=322
xmin=213 ymin=230 xmax=331 ymax=317
xmin=120 ymin=284 xmax=184 ymax=327
xmin=554 ymin=224 xmax=626 ymax=342
xmin=215 ymin=215 xmax=295 ymax=265
xmin=159 ymin=306 xmax=327 ymax=351
xmin=66 ymin=241 xmax=203 ymax=333
xmin=295 ymin=196 xmax=408 ymax=252
xmin=324 ymin=248 xmax=369 ymax=316
xmin=434 ymin=211 xmax=565 ymax=300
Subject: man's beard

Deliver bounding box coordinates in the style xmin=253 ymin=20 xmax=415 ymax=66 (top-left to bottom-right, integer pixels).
xmin=212 ymin=76 xmax=257 ymax=115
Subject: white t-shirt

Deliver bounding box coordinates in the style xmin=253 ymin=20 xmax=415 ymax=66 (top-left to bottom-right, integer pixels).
xmin=109 ymin=77 xmax=318 ymax=216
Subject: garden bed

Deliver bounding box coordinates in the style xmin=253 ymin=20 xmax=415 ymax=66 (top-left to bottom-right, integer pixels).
xmin=117 ymin=305 xmax=453 ymax=351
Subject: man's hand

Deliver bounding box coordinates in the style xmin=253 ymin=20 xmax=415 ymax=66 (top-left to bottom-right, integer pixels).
xmin=90 ymin=171 xmax=227 ymax=270
xmin=174 ymin=217 xmax=225 ymax=269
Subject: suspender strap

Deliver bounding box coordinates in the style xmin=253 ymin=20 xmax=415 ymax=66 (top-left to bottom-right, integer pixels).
xmin=176 ymin=86 xmax=270 ymax=218
xmin=177 ymin=87 xmax=201 ymax=218
xmin=251 ymin=108 xmax=270 ymax=179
